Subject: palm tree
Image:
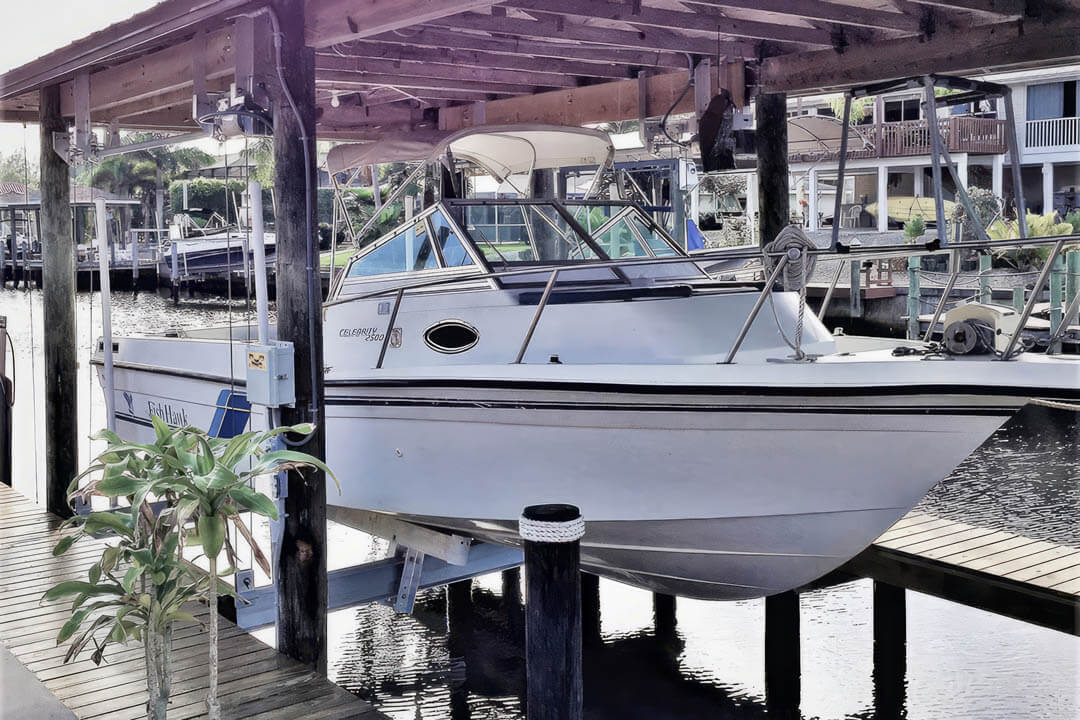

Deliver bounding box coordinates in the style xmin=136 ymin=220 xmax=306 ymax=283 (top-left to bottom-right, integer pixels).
xmin=89 ymin=137 xmax=213 ymax=228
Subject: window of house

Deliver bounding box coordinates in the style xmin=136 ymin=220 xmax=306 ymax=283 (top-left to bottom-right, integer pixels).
xmin=884 ymin=99 xmax=920 ymax=122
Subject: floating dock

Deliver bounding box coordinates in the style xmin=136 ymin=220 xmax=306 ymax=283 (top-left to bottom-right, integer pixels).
xmin=0 ymin=483 xmax=386 ymax=720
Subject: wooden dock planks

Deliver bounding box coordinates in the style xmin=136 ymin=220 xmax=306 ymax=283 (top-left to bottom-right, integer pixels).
xmin=854 ymin=510 xmax=1080 ymax=635
xmin=0 ymin=483 xmax=384 ymax=720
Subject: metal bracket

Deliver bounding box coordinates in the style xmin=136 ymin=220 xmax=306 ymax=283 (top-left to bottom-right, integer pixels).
xmin=394 ymin=547 xmax=426 ymax=613
xmin=235 ymin=568 xmax=255 ymax=594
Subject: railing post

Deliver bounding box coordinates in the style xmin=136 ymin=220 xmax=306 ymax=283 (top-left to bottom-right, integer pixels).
xmin=1049 ymin=253 xmax=1065 ymax=353
xmin=849 ymin=259 xmax=862 ymax=318
xmin=907 ymin=256 xmax=921 ymax=340
xmin=978 ymin=253 xmax=992 ymax=304
xmin=1012 ymin=287 xmax=1025 ymax=314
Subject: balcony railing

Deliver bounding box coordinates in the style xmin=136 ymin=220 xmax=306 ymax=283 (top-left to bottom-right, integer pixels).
xmin=1025 ymin=117 xmax=1080 ymax=149
xmin=789 ymin=117 xmax=1009 ymax=162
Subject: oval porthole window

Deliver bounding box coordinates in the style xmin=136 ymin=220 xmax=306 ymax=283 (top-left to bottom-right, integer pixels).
xmin=424 ymin=319 xmax=479 ymax=354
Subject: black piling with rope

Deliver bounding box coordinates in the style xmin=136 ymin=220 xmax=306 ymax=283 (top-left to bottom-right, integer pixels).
xmin=520 ymin=503 xmax=585 ymax=720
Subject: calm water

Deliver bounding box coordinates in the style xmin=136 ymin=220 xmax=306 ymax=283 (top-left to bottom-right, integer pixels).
xmin=1 ymin=289 xmax=1077 ymax=719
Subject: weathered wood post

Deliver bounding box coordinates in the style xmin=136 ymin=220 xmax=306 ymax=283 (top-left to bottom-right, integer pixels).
xmin=873 ymin=581 xmax=907 ymax=717
xmin=907 ymin=256 xmax=921 ymax=340
xmin=40 ymin=85 xmax=77 ymax=519
xmin=755 ymin=92 xmax=789 ymax=247
xmin=520 ymin=504 xmax=584 ymax=720
xmin=1066 ymin=249 xmax=1080 ymax=331
xmin=653 ymin=593 xmax=677 ymax=644
xmin=580 ymin=571 xmax=601 ymax=648
xmin=849 ymin=260 xmax=862 ymax=318
xmin=764 ymin=591 xmax=800 ymax=718
xmin=1013 ymin=287 xmax=1025 ymax=314
xmin=272 ymin=0 xmax=328 ymax=674
xmin=1049 ymin=254 xmax=1065 ymax=353
xmin=170 ymin=242 xmax=179 ymax=305
xmin=978 ymin=253 xmax=992 ymax=304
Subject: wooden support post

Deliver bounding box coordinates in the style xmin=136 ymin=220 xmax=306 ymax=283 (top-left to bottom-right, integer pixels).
xmin=520 ymin=504 xmax=584 ymax=720
xmin=0 ymin=316 xmax=9 ymax=486
xmin=1066 ymin=250 xmax=1080 ymax=330
xmin=170 ymin=243 xmax=179 ymax=305
xmin=653 ymin=592 xmax=676 ymax=644
xmin=978 ymin=253 xmax=992 ymax=304
xmin=39 ymin=85 xmax=77 ymax=519
xmin=1013 ymin=287 xmax=1025 ymax=314
xmin=765 ymin=591 xmax=800 ymax=719
xmin=272 ymin=0 xmax=327 ymax=674
xmin=580 ymin=571 xmax=601 ymax=648
xmin=1049 ymin=254 xmax=1065 ymax=353
xmin=849 ymin=260 xmax=862 ymax=318
xmin=872 ymin=581 xmax=907 ymax=718
xmin=755 ymin=92 xmax=789 ymax=247
xmin=446 ymin=578 xmax=474 ymax=718
xmin=907 ymin=256 xmax=921 ymax=340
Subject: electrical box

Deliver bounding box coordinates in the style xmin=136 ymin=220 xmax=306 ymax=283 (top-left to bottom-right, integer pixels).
xmin=245 ymin=342 xmax=295 ymax=407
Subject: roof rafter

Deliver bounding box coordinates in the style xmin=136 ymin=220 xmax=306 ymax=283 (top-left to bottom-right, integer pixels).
xmin=316 ymin=54 xmax=580 ymax=89
xmin=499 ymin=0 xmax=849 ymax=47
xmin=305 ymin=0 xmax=496 ymax=48
xmin=681 ymin=0 xmax=923 ymax=32
xmin=322 ymin=41 xmax=633 ymax=79
xmin=424 ymin=12 xmax=775 ymax=56
xmin=364 ymin=26 xmax=689 ymax=68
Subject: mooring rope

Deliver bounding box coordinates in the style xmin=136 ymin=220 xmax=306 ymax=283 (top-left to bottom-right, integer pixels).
xmin=1030 ymin=397 xmax=1080 ymax=412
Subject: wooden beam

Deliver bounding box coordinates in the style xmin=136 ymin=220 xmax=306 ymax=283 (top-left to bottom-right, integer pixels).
xmin=501 ymin=0 xmax=840 ymax=46
xmin=57 ymin=27 xmax=235 ymax=117
xmin=438 ymin=66 xmax=719 ymax=130
xmin=426 ymin=12 xmax=769 ymax=56
xmin=318 ymin=69 xmax=543 ymax=95
xmin=271 ymin=0 xmax=327 ymax=675
xmin=305 ymin=0 xmax=495 ymax=48
xmin=905 ymin=0 xmax=1024 ymax=17
xmin=760 ymin=18 xmax=1080 ymax=94
xmin=325 ymin=42 xmax=633 ymax=79
xmin=683 ymin=0 xmax=923 ymax=32
xmin=316 ymin=101 xmax=427 ymax=133
xmin=316 ymin=54 xmax=579 ymax=88
xmin=367 ymin=26 xmax=688 ymax=68
xmin=39 ymin=85 xmax=77 ymax=520
xmin=0 ymin=0 xmax=248 ymax=101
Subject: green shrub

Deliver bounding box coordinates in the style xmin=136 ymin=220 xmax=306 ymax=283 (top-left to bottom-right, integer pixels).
xmin=904 ymin=215 xmax=925 ymax=242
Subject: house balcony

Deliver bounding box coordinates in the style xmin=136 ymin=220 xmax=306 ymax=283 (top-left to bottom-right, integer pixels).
xmin=788 ymin=117 xmax=1009 ymax=163
xmin=1024 ymin=117 xmax=1080 ymax=151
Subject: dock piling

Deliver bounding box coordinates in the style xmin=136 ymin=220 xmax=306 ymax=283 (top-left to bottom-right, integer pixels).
xmin=0 ymin=315 xmax=9 ymax=487
xmin=1066 ymin=249 xmax=1080 ymax=332
xmin=1012 ymin=287 xmax=1025 ymax=314
xmin=765 ymin=591 xmax=800 ymax=719
xmin=653 ymin=593 xmax=677 ymax=644
xmin=1049 ymin=254 xmax=1065 ymax=352
xmin=849 ymin=260 xmax=862 ymax=317
xmin=755 ymin=92 xmax=789 ymax=247
xmin=520 ymin=504 xmax=584 ymax=720
xmin=39 ymin=83 xmax=77 ymax=519
xmin=872 ymin=581 xmax=907 ymax=717
xmin=271 ymin=0 xmax=328 ymax=675
xmin=170 ymin=242 xmax=179 ymax=305
xmin=907 ymin=256 xmax=920 ymax=340
xmin=581 ymin=571 xmax=601 ymax=648
xmin=978 ymin=253 xmax=992 ymax=304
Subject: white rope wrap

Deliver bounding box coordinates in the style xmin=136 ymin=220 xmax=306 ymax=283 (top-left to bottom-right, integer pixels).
xmin=518 ymin=514 xmax=585 ymax=543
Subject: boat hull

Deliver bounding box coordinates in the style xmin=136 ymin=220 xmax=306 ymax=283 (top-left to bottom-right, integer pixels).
xmin=323 ymin=380 xmax=1012 ymax=598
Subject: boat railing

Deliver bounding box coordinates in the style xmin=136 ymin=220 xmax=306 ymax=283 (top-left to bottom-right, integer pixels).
xmin=330 ymin=232 xmax=1078 ymax=365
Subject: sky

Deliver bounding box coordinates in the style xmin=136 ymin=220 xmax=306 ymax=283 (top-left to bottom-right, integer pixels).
xmin=0 ymin=1 xmax=161 ymax=158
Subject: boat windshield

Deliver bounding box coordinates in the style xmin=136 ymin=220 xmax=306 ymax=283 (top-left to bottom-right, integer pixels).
xmin=457 ymin=200 xmax=683 ymax=266
xmin=462 ymin=202 xmax=599 ymax=264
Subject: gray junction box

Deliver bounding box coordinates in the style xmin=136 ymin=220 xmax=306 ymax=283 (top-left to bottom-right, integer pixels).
xmin=245 ymin=342 xmax=296 ymax=407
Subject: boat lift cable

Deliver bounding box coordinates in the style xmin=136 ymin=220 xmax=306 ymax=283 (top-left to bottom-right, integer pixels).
xmin=660 ymin=54 xmax=696 ymax=149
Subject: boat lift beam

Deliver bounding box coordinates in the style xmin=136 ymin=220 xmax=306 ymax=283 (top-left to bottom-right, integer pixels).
xmin=232 ymin=532 xmax=522 ymax=630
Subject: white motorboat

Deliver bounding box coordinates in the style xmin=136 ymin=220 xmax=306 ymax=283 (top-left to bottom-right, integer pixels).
xmin=95 ymin=126 xmax=1079 ymax=601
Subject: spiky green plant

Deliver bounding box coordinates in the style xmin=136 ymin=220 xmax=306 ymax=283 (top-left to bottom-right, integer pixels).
xmin=47 ymin=417 xmax=335 ymax=720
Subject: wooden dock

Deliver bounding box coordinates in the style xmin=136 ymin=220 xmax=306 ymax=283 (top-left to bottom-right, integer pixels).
xmin=852 ymin=511 xmax=1080 ymax=635
xmin=0 ymin=483 xmax=385 ymax=720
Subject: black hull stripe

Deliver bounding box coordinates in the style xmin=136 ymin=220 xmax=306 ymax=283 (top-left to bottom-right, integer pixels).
xmin=324 ymin=396 xmax=1015 ymax=416
xmin=325 ymin=378 xmax=1080 ymax=402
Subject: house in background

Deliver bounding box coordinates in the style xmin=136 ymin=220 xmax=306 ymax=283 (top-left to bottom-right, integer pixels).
xmin=786 ymin=64 xmax=1080 ymax=233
